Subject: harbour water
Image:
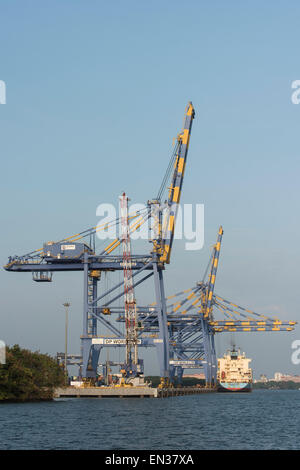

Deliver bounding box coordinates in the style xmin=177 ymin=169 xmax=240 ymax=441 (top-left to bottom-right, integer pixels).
xmin=0 ymin=390 xmax=299 ymax=450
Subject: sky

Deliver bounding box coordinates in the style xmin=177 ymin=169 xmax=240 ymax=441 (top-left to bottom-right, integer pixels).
xmin=0 ymin=1 xmax=300 ymax=379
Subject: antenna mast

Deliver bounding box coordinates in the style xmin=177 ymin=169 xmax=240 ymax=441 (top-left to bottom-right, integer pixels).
xmin=120 ymin=192 xmax=138 ymax=367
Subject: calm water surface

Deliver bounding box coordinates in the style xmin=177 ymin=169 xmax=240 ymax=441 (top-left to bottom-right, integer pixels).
xmin=0 ymin=390 xmax=299 ymax=450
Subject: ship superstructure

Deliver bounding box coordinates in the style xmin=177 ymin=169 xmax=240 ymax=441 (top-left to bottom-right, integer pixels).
xmin=217 ymin=346 xmax=252 ymax=392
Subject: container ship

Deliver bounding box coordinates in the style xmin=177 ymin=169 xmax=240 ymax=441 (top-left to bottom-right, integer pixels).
xmin=217 ymin=346 xmax=252 ymax=392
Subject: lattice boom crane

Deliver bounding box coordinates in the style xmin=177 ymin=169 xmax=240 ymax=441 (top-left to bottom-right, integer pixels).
xmin=120 ymin=192 xmax=140 ymax=376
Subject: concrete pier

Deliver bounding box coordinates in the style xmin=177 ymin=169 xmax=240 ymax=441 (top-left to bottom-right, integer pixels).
xmin=157 ymin=386 xmax=216 ymax=398
xmin=54 ymin=386 xmax=158 ymax=398
xmin=54 ymin=386 xmax=216 ymax=399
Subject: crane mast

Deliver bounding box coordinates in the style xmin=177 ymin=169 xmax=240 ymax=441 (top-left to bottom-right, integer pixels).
xmin=120 ymin=192 xmax=138 ymax=368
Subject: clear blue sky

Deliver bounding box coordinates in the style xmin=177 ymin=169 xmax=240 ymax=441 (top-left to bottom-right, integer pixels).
xmin=1 ymin=1 xmax=300 ymax=378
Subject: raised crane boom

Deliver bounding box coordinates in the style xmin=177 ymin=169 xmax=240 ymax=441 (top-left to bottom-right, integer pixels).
xmin=203 ymin=226 xmax=223 ymax=319
xmin=160 ymin=102 xmax=195 ymax=264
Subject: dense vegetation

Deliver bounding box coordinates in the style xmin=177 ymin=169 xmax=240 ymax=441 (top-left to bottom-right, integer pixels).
xmin=0 ymin=345 xmax=66 ymax=401
xmin=253 ymin=380 xmax=300 ymax=390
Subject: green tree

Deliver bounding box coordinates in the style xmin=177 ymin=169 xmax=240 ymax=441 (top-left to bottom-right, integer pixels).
xmin=0 ymin=345 xmax=65 ymax=401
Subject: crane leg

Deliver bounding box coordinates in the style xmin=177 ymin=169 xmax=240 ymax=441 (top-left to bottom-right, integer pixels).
xmin=81 ymin=337 xmax=92 ymax=379
xmin=177 ymin=366 xmax=183 ymax=385
xmin=201 ymin=317 xmax=212 ymax=387
xmin=210 ymin=334 xmax=217 ymax=386
xmin=81 ymin=254 xmax=101 ymax=378
xmin=153 ymin=261 xmax=170 ymax=387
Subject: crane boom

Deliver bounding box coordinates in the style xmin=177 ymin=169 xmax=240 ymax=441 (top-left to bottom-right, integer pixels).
xmin=203 ymin=226 xmax=223 ymax=319
xmin=160 ymin=102 xmax=195 ymax=264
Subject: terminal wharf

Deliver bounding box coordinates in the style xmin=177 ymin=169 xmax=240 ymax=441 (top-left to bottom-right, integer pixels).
xmin=54 ymin=386 xmax=216 ymax=399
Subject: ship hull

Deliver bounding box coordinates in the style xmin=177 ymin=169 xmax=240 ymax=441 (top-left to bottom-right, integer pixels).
xmin=218 ymin=382 xmax=252 ymax=393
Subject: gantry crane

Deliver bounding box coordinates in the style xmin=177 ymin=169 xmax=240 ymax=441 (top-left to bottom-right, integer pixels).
xmin=139 ymin=226 xmax=296 ymax=385
xmin=4 ymin=101 xmax=295 ymax=388
xmin=4 ymin=102 xmax=195 ymax=385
